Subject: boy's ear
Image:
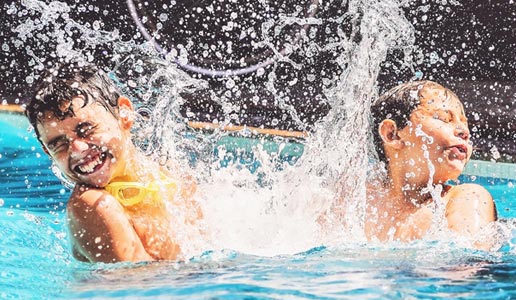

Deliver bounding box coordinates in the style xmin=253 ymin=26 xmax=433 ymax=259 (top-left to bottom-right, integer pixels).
xmin=117 ymin=96 xmax=134 ymax=129
xmin=379 ymin=119 xmax=403 ymax=150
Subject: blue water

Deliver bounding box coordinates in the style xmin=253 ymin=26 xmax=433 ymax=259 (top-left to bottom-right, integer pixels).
xmin=2 ymin=111 xmax=516 ymax=300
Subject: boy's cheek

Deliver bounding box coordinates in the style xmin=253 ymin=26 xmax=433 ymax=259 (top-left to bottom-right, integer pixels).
xmin=51 ymin=157 xmax=73 ymax=176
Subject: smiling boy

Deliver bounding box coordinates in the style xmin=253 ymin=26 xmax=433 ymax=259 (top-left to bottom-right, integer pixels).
xmin=366 ymin=80 xmax=497 ymax=249
xmin=26 ymin=62 xmax=200 ymax=263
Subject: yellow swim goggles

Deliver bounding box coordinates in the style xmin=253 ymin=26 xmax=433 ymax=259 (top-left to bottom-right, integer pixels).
xmin=105 ymin=180 xmax=177 ymax=207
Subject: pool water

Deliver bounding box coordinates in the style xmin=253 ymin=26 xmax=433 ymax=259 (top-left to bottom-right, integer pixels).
xmin=2 ymin=111 xmax=516 ymax=299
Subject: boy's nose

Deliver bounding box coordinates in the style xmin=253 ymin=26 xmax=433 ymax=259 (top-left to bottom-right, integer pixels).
xmin=455 ymin=124 xmax=470 ymax=140
xmin=70 ymin=139 xmax=90 ymax=155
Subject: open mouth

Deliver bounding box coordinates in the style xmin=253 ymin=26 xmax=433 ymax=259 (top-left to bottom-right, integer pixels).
xmin=448 ymin=144 xmax=468 ymax=159
xmin=73 ymin=152 xmax=108 ymax=175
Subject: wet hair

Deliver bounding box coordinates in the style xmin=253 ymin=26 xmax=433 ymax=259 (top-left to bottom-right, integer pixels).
xmin=25 ymin=61 xmax=121 ymax=142
xmin=371 ymin=80 xmax=450 ymax=164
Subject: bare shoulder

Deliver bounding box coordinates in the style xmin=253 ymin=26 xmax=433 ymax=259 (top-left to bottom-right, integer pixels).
xmin=445 ymin=183 xmax=497 ymax=222
xmin=446 ymin=183 xmax=494 ymax=206
xmin=445 ymin=183 xmax=498 ymax=250
xmin=447 ymin=183 xmax=491 ymax=196
xmin=68 ymin=185 xmax=111 ymax=208
xmin=66 ymin=185 xmax=151 ymax=263
xmin=66 ymin=185 xmax=123 ymax=222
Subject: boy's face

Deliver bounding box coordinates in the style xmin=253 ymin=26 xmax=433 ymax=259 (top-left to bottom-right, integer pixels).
xmin=396 ymin=86 xmax=472 ymax=183
xmin=37 ymin=96 xmax=131 ymax=187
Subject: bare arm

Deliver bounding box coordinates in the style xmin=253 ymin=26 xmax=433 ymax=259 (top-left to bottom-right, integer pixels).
xmin=67 ymin=186 xmax=153 ymax=263
xmin=445 ymin=183 xmax=497 ymax=250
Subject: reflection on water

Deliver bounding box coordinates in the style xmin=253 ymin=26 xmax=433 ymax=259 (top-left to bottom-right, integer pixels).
xmin=65 ymin=244 xmax=516 ymax=299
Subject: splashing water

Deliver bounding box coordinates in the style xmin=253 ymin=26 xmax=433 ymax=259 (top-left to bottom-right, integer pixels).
xmin=190 ymin=0 xmax=417 ymax=254
xmin=11 ymin=0 xmax=505 ymax=258
xmin=301 ymin=0 xmax=415 ymax=244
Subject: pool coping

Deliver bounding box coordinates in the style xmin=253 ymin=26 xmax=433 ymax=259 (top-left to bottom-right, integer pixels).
xmin=0 ymin=104 xmax=24 ymax=113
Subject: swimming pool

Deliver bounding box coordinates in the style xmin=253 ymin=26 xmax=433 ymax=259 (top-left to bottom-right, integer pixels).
xmin=2 ymin=110 xmax=516 ymax=299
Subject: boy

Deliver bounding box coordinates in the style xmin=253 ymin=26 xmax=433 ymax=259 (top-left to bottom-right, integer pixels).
xmin=26 ymin=62 xmax=200 ymax=263
xmin=366 ymin=80 xmax=497 ymax=249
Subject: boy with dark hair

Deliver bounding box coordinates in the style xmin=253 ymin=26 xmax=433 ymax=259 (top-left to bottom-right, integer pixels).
xmin=26 ymin=61 xmax=200 ymax=263
xmin=366 ymin=80 xmax=497 ymax=249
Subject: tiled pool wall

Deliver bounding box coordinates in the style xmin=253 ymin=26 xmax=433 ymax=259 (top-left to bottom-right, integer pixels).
xmin=463 ymin=160 xmax=516 ymax=182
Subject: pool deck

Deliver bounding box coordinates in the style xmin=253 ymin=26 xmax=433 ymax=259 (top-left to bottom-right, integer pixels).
xmin=0 ymin=104 xmax=24 ymax=112
xmin=0 ymin=104 xmax=307 ymax=139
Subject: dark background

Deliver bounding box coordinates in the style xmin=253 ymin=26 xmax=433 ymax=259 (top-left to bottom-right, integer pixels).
xmin=1 ymin=0 xmax=514 ymax=159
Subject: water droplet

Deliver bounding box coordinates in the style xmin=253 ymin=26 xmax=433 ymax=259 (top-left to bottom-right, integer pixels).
xmin=92 ymin=20 xmax=101 ymax=30
xmin=448 ymin=54 xmax=457 ymax=66
xmin=288 ymin=78 xmax=298 ymax=86
xmin=490 ymin=146 xmax=501 ymax=160
xmin=127 ymin=80 xmax=137 ymax=88
xmin=405 ymin=172 xmax=415 ymax=178
xmin=429 ymin=52 xmax=440 ymax=64
xmin=225 ymin=79 xmax=236 ymax=89
xmin=159 ymin=13 xmax=168 ymax=21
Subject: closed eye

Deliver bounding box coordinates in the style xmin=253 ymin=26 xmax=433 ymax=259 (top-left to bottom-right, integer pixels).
xmin=75 ymin=122 xmax=98 ymax=138
xmin=432 ymin=110 xmax=451 ymax=123
xmin=47 ymin=136 xmax=69 ymax=153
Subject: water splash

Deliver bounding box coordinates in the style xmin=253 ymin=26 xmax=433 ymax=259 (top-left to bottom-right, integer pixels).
xmin=16 ymin=0 xmax=508 ymax=258
xmin=301 ymin=0 xmax=415 ymax=243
